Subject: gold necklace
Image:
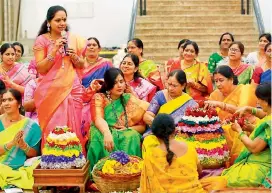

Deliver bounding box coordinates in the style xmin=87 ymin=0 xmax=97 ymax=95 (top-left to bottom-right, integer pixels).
xmin=1 ymin=64 xmax=13 ymax=73
xmin=86 ymin=57 xmax=98 ymax=65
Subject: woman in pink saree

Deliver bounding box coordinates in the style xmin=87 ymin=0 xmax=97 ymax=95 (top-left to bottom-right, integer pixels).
xmin=0 ymin=43 xmax=32 ymax=94
xmin=33 ymin=6 xmax=87 ymax=151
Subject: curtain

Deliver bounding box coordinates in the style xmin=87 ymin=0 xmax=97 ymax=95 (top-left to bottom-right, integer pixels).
xmin=0 ymin=0 xmax=21 ymax=43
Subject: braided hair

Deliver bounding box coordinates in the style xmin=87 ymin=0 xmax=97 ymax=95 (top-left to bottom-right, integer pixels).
xmin=151 ymin=113 xmax=175 ymax=165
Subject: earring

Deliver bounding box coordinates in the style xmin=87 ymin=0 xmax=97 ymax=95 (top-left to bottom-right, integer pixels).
xmin=106 ymin=90 xmax=111 ymax=100
xmin=47 ymin=23 xmax=50 ymax=32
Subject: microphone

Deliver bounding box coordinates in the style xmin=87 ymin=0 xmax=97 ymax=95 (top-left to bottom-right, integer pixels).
xmin=61 ymin=30 xmax=68 ymax=55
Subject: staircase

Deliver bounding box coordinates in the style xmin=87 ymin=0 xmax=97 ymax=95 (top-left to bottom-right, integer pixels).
xmin=135 ymin=0 xmax=259 ymax=64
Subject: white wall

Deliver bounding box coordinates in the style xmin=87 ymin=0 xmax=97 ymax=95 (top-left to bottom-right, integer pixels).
xmin=258 ymin=0 xmax=272 ymax=32
xmin=20 ymin=0 xmax=134 ymax=47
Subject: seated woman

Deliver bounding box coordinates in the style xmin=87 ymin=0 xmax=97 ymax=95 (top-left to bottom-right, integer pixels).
xmin=201 ymin=83 xmax=271 ymax=191
xmin=120 ymin=54 xmax=156 ymax=102
xmin=222 ymin=41 xmax=254 ymax=85
xmin=78 ymin=37 xmax=112 ymax=136
xmin=205 ymin=65 xmax=257 ymax=160
xmin=0 ymin=89 xmax=41 ymax=189
xmin=0 ymin=43 xmax=32 ymax=94
xmin=144 ymin=69 xmax=197 ymax=126
xmin=87 ymin=68 xmax=149 ymax=172
xmin=169 ymin=41 xmax=213 ymax=100
xmin=252 ymin=43 xmax=271 ymax=84
xmin=127 ymin=38 xmax=164 ymax=90
xmin=141 ymin=114 xmax=206 ymax=193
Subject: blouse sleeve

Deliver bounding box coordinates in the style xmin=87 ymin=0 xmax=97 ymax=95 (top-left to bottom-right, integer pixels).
xmin=33 ymin=35 xmax=47 ymax=64
xmin=24 ymin=80 xmax=36 ymax=101
xmin=90 ymin=93 xmax=105 ymax=121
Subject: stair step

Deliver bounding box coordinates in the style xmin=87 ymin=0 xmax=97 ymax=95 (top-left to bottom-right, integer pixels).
xmin=146 ymin=5 xmax=240 ymax=11
xmin=146 ymin=0 xmax=241 ymax=6
xmin=135 ymin=27 xmax=257 ymax=34
xmin=136 ymin=21 xmax=255 ymax=28
xmin=147 ymin=10 xmax=241 ymax=15
xmin=137 ymin=15 xmax=254 ymax=21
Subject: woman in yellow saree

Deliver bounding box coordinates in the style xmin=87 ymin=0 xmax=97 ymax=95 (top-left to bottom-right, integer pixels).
xmin=0 ymin=89 xmax=41 ymax=190
xmin=143 ymin=70 xmax=197 ymax=127
xmin=205 ymin=65 xmax=258 ymax=161
xmin=201 ymin=83 xmax=271 ymax=191
xmin=141 ymin=114 xmax=206 ymax=193
xmin=169 ymin=41 xmax=213 ymax=100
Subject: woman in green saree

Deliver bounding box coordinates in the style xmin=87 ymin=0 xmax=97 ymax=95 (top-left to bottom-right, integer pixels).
xmin=0 ymin=89 xmax=41 ymax=190
xmin=201 ymin=82 xmax=271 ymax=191
xmin=87 ymin=68 xmax=149 ymax=173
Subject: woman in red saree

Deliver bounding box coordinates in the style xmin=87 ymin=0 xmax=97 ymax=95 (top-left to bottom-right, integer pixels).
xmin=33 ymin=6 xmax=87 ymax=151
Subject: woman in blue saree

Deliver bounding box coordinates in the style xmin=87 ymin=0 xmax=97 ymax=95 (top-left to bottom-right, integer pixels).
xmin=143 ymin=70 xmax=197 ymax=126
xmin=0 ymin=89 xmax=41 ymax=189
xmin=77 ymin=37 xmax=112 ymax=139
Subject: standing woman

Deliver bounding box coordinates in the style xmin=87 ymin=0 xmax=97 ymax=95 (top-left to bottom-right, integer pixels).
xmin=78 ymin=37 xmax=112 ymax=136
xmin=120 ymin=54 xmax=156 ymax=102
xmin=246 ymin=33 xmax=271 ymax=67
xmin=165 ymin=39 xmax=189 ymax=74
xmin=127 ymin=38 xmax=164 ymax=90
xmin=223 ymin=41 xmax=254 ymax=85
xmin=33 ymin=6 xmax=86 ymax=149
xmin=169 ymin=41 xmax=213 ymax=100
xmin=208 ymin=32 xmax=234 ymax=73
xmin=0 ymin=43 xmax=32 ymax=94
xmin=252 ymin=43 xmax=271 ymax=84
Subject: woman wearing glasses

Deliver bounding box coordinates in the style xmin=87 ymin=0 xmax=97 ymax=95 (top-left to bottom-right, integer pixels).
xmin=220 ymin=41 xmax=254 ymax=84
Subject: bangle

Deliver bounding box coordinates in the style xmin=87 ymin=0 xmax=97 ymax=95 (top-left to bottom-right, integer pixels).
xmin=3 ymin=144 xmax=10 ymax=151
xmin=23 ymin=144 xmax=30 ymax=153
xmin=239 ymin=131 xmax=246 ymax=140
xmin=46 ymin=54 xmax=55 ymax=62
xmin=251 ymin=108 xmax=257 ymax=115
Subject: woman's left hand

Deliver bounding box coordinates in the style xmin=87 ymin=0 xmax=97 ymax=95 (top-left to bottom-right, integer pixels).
xmin=231 ymin=121 xmax=242 ymax=133
xmin=67 ymin=48 xmax=79 ymax=63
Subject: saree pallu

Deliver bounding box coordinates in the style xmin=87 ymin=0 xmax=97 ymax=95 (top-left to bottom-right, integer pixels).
xmin=24 ymin=79 xmax=38 ymax=123
xmin=87 ymin=93 xmax=149 ymax=171
xmin=129 ymin=77 xmax=156 ymax=102
xmin=260 ymin=69 xmax=271 ymax=84
xmin=139 ymin=60 xmax=164 ymax=90
xmin=200 ymin=115 xmax=271 ymax=191
xmin=169 ymin=60 xmax=213 ymax=100
xmin=147 ymin=90 xmax=197 ymax=125
xmin=78 ymin=58 xmax=112 ymax=139
xmin=208 ymin=52 xmax=228 ymax=73
xmin=33 ymin=33 xmax=86 ymax=151
xmin=0 ymin=117 xmax=41 ymax=189
xmin=209 ymin=84 xmax=258 ymax=158
xmin=140 ymin=136 xmax=207 ymax=193
xmin=0 ymin=63 xmax=32 ymax=89
xmin=231 ymin=63 xmax=254 ymax=85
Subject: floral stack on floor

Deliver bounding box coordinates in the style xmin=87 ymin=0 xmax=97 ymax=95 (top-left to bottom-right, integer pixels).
xmin=92 ymin=151 xmax=142 ymax=193
xmin=176 ymin=101 xmax=230 ymax=169
xmin=40 ymin=126 xmax=86 ymax=169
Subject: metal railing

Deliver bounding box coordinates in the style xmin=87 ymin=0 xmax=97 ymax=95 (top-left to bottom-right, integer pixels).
xmin=128 ymin=0 xmax=139 ymax=40
xmin=252 ymin=0 xmax=265 ymax=34
xmin=241 ymin=0 xmax=250 ymax=14
xmin=139 ymin=0 xmax=147 ymax=16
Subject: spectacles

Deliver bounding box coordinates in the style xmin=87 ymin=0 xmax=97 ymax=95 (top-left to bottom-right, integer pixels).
xmin=229 ymin=48 xmax=241 ymax=53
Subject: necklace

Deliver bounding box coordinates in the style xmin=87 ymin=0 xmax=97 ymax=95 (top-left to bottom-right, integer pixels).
xmin=86 ymin=57 xmax=99 ymax=65
xmin=181 ymin=60 xmax=195 ymax=70
xmin=5 ymin=114 xmax=22 ymax=123
xmin=1 ymin=64 xmax=13 ymax=73
xmin=106 ymin=93 xmax=128 ymax=128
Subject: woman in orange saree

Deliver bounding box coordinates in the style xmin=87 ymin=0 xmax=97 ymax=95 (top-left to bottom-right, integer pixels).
xmin=33 ymin=6 xmax=87 ymax=151
xmin=205 ymin=65 xmax=258 ymax=161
